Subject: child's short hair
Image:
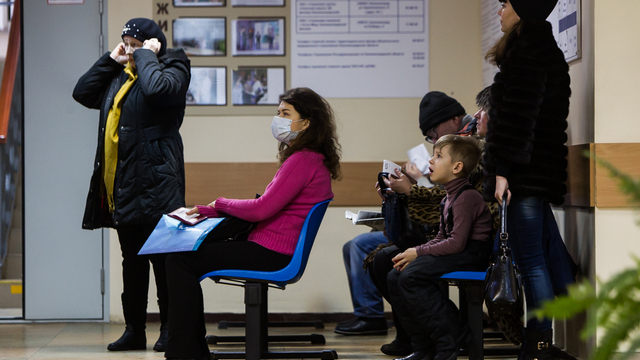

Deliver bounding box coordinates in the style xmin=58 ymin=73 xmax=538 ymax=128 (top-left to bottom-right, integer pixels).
xmin=434 ymin=134 xmax=482 ymax=178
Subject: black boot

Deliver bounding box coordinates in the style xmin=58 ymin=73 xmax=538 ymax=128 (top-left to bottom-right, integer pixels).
xmin=107 ymin=324 xmax=146 ymax=351
xmin=153 ymin=323 xmax=169 ymax=352
xmin=381 ymin=339 xmax=413 ymax=356
xmin=394 ymin=349 xmax=435 ymax=360
xmin=519 ymin=328 xmax=552 ymax=360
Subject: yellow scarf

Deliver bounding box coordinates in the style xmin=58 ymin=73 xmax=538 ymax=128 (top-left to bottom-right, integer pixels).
xmin=103 ymin=63 xmax=137 ymax=213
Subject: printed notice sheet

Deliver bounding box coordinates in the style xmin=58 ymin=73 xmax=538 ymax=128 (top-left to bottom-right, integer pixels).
xmin=291 ymin=0 xmax=429 ymax=98
xmin=547 ymin=0 xmax=580 ymax=62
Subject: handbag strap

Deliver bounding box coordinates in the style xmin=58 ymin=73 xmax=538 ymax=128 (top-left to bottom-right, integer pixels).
xmin=500 ymin=193 xmax=508 ymax=245
xmin=439 ymin=183 xmax=476 ymax=238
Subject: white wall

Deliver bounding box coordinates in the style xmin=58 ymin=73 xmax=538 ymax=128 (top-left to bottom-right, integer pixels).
xmin=593 ymin=0 xmax=640 ymax=281
xmin=106 ymin=0 xmax=483 ymax=321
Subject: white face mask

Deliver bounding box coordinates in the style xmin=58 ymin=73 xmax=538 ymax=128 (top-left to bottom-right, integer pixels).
xmin=271 ymin=116 xmax=304 ymax=145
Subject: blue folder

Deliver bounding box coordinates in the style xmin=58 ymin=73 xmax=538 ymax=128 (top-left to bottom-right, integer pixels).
xmin=138 ymin=215 xmax=224 ymax=255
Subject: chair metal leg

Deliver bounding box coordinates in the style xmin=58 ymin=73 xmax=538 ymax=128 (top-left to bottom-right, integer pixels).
xmin=211 ymin=349 xmax=338 ymax=359
xmin=245 ymin=283 xmax=268 ymax=360
xmin=207 ymin=334 xmax=326 ymax=345
xmin=464 ymin=281 xmax=485 ymax=360
xmin=218 ymin=320 xmax=324 ymax=329
xmin=210 ymin=282 xmax=338 ymax=360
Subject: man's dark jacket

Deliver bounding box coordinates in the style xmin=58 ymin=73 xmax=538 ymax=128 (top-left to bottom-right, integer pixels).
xmin=73 ymin=48 xmax=191 ymax=229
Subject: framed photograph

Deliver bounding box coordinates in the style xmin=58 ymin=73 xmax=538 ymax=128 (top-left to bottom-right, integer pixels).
xmin=173 ymin=18 xmax=226 ymax=56
xmin=174 ymin=0 xmax=225 ymax=6
xmin=231 ymin=18 xmax=285 ymax=56
xmin=231 ymin=0 xmax=284 ymax=6
xmin=231 ymin=67 xmax=285 ymax=106
xmin=187 ymin=67 xmax=227 ymax=106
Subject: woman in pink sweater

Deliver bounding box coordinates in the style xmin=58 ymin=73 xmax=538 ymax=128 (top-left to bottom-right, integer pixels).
xmin=164 ymin=87 xmax=341 ymax=360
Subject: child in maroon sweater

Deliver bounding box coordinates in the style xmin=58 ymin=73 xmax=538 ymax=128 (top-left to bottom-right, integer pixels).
xmin=388 ymin=135 xmax=492 ymax=360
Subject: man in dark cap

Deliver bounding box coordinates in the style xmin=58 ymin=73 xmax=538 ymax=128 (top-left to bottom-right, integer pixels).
xmin=399 ymin=91 xmax=477 ymax=185
xmin=419 ymin=91 xmax=476 ymax=144
xmin=73 ymin=18 xmax=190 ymax=353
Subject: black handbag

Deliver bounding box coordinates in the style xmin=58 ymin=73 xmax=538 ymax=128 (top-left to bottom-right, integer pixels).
xmin=202 ymin=194 xmax=258 ymax=242
xmin=204 ymin=216 xmax=255 ymax=242
xmin=484 ymin=196 xmax=524 ymax=345
xmin=382 ymin=192 xmax=428 ymax=250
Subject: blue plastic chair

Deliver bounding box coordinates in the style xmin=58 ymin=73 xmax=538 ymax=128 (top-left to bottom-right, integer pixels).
xmin=199 ymin=199 xmax=337 ymax=360
xmin=439 ymin=270 xmax=520 ymax=360
xmin=439 ymin=270 xmax=488 ymax=360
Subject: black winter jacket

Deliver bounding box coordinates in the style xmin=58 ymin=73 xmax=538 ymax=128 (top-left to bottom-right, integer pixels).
xmin=73 ymin=48 xmax=191 ymax=229
xmin=483 ymin=21 xmax=571 ymax=205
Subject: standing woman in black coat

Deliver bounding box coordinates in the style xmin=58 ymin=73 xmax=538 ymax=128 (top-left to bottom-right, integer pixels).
xmin=73 ymin=18 xmax=190 ymax=352
xmin=482 ymin=1 xmax=572 ymax=359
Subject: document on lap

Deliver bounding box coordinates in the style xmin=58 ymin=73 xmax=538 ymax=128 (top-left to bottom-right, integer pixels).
xmin=168 ymin=207 xmax=208 ymax=226
xmin=345 ymin=210 xmax=384 ymax=231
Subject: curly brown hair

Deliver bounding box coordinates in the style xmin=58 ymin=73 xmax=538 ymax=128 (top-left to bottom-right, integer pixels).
xmin=277 ymin=87 xmax=342 ymax=180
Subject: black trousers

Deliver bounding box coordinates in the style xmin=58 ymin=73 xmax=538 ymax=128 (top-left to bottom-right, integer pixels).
xmin=164 ymin=238 xmax=292 ymax=360
xmin=386 ymin=243 xmax=490 ymax=353
xmin=367 ymin=245 xmax=411 ymax=343
xmin=116 ymin=223 xmax=168 ymax=331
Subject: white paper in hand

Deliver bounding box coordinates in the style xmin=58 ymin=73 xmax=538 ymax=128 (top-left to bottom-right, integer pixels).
xmin=382 ymin=160 xmax=402 ymax=174
xmin=407 ymin=144 xmax=431 ymax=174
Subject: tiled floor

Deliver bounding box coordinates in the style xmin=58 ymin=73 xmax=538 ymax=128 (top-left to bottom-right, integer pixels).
xmin=0 ymin=321 xmax=526 ymax=360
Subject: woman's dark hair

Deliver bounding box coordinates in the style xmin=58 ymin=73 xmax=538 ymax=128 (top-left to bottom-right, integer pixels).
xmin=485 ymin=19 xmax=526 ymax=66
xmin=277 ymin=87 xmax=342 ymax=180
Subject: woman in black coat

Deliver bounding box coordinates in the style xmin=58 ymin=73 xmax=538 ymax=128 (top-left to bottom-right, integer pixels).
xmin=73 ymin=18 xmax=190 ymax=352
xmin=482 ymin=1 xmax=572 ymax=359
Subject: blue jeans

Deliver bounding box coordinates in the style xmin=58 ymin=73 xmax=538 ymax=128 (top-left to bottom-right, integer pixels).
xmin=505 ymin=197 xmax=560 ymax=331
xmin=343 ymin=231 xmax=389 ymax=318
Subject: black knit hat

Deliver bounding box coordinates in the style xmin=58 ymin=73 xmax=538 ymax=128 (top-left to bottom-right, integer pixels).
xmin=121 ymin=18 xmax=167 ymax=57
xmin=509 ymin=0 xmax=558 ymax=20
xmin=418 ymin=91 xmax=466 ymax=136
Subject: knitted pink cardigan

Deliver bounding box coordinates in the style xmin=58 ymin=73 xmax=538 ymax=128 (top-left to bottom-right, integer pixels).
xmin=197 ymin=150 xmax=333 ymax=255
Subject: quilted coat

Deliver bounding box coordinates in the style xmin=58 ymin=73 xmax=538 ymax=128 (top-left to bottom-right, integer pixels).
xmin=73 ymin=48 xmax=191 ymax=228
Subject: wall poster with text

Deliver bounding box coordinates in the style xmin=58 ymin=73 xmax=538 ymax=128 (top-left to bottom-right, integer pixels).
xmin=291 ymin=0 xmax=429 ymax=98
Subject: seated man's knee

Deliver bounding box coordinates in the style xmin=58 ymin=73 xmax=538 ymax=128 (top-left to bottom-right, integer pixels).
xmin=342 ymin=239 xmax=354 ymax=258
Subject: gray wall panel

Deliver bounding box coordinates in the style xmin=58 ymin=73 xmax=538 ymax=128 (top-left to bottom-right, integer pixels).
xmin=23 ymin=0 xmax=106 ymax=320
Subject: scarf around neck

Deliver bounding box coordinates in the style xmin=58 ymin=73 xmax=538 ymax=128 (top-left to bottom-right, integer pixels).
xmin=103 ymin=63 xmax=137 ymax=213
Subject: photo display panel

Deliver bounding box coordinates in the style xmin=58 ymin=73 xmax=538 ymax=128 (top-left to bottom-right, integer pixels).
xmin=154 ymin=0 xmax=290 ymax=115
xmin=187 ymin=67 xmax=227 ymax=105
xmin=154 ymin=0 xmax=430 ymax=114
